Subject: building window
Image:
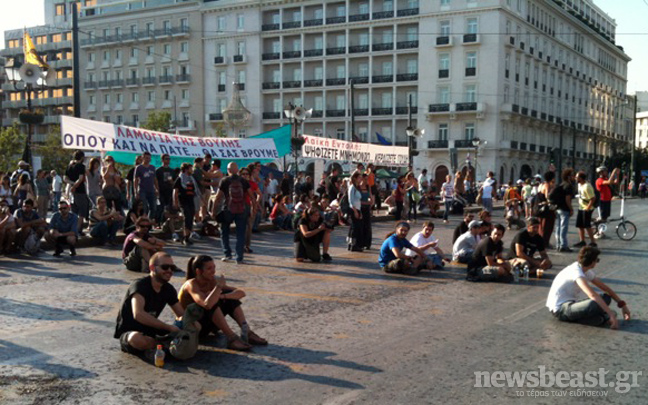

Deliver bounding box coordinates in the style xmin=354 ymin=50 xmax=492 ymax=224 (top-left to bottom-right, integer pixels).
xmin=180 ymin=42 xmax=188 ymax=53
xmin=438 ymin=123 xmax=448 ymax=141
xmin=103 ymin=50 xmax=110 ymax=61
xmin=465 ymin=123 xmax=475 ymax=140
xmin=237 ymin=14 xmax=244 ymax=29
xmin=182 ymin=89 xmax=189 ymax=100
xmin=217 ymin=16 xmax=226 ymax=31
xmin=465 ymin=85 xmax=476 ymax=102
xmin=55 ymin=3 xmax=65 ymax=15
xmin=439 ymin=86 xmax=450 ymax=104
xmin=180 ymin=18 xmax=188 ymax=29
xmin=131 ymin=92 xmax=139 ymax=103
xmin=467 ymin=18 xmax=478 ymax=34
xmin=164 ymin=44 xmax=171 ymax=55
xmin=89 ymin=95 xmax=96 ymax=105
xmin=88 ymin=52 xmax=95 ymax=62
xmin=237 ymin=41 xmax=246 ymax=55
xmin=148 ymin=91 xmax=155 ymax=102
xmin=440 ymin=20 xmax=450 ymax=35
xmin=116 ymin=94 xmax=123 ymax=104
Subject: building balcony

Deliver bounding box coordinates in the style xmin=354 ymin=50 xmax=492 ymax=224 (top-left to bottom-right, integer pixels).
xmin=372 ymin=108 xmax=393 ymax=115
xmin=372 ymin=75 xmax=393 ymax=83
xmin=262 ymin=23 xmax=280 ymax=31
xmin=126 ymin=78 xmax=140 ymax=86
xmin=214 ymin=56 xmax=227 ymax=64
xmin=237 ymin=83 xmax=245 ymax=91
xmin=159 ymin=75 xmax=174 ymax=85
xmin=397 ymin=8 xmax=419 ymax=17
xmin=263 ymin=112 xmax=281 ymax=119
xmin=428 ymin=140 xmax=449 ymax=149
xmin=326 ymin=47 xmax=346 ymax=55
xmin=349 ymin=14 xmax=370 ymax=22
xmin=397 ymin=73 xmax=418 ymax=81
xmin=304 ymin=79 xmax=323 ymax=87
xmin=283 ymin=80 xmax=301 ymax=89
xmin=304 ymin=19 xmax=323 ymax=27
xmin=349 ymin=45 xmax=369 ymax=53
xmin=373 ymin=11 xmax=394 ymax=19
xmin=176 ymin=74 xmax=191 ymax=83
xmin=218 ymin=84 xmax=226 ymax=92
xmin=233 ymin=55 xmax=246 ymax=63
xmin=283 ymin=51 xmax=302 ymax=59
xmin=428 ymin=103 xmax=450 ymax=113
xmin=262 ymin=53 xmax=280 ymax=61
xmin=326 ymin=78 xmax=346 ymax=86
xmin=142 ymin=77 xmax=156 ymax=86
xmin=84 ymin=81 xmax=97 ymax=89
xmin=463 ymin=33 xmax=479 ymax=44
xmin=352 ymin=109 xmax=369 ymax=116
xmin=98 ymin=80 xmax=110 ymax=89
xmin=326 ymin=16 xmax=346 ymax=24
xmin=455 ymin=140 xmax=474 ymax=148
xmin=397 ymin=40 xmax=419 ymax=50
xmin=436 ymin=36 xmax=453 ymax=47
xmin=465 ymin=67 xmax=476 ymax=77
xmin=50 ymin=59 xmax=73 ymax=69
xmin=372 ymin=43 xmax=394 ymax=52
xmin=395 ymin=106 xmax=417 ymax=114
xmin=326 ymin=109 xmax=346 ymax=117
xmin=171 ymin=26 xmax=190 ymax=36
xmin=438 ymin=69 xmax=449 ymax=79
xmin=283 ymin=21 xmax=301 ymax=29
xmin=349 ymin=76 xmax=369 ymax=84
xmin=110 ymin=79 xmax=124 ymax=88
xmin=208 ymin=113 xmax=223 ymax=121
xmin=262 ymin=82 xmax=280 ymax=90
xmin=304 ymin=49 xmax=324 ymax=57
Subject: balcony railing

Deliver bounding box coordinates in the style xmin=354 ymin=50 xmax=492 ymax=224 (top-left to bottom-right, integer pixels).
xmin=465 ymin=67 xmax=476 ymax=76
xmin=349 ymin=45 xmax=369 ymax=53
xmin=262 ymin=53 xmax=280 ymax=61
xmin=372 ymin=108 xmax=393 ymax=115
xmin=263 ymin=112 xmax=280 ymax=119
xmin=326 ymin=47 xmax=346 ymax=55
xmin=282 ymin=21 xmax=301 ymax=29
xmin=176 ymin=74 xmax=191 ymax=82
xmin=428 ymin=103 xmax=450 ymax=112
xmin=304 ymin=19 xmax=323 ymax=27
xmin=455 ymin=102 xmax=477 ymax=111
xmin=218 ymin=84 xmax=226 ymax=92
xmin=372 ymin=43 xmax=394 ymax=52
xmin=208 ymin=113 xmax=223 ymax=121
xmin=304 ymin=49 xmax=324 ymax=57
xmin=126 ymin=78 xmax=139 ymax=86
xmin=372 ymin=75 xmax=393 ymax=83
xmin=326 ymin=16 xmax=346 ymax=24
xmin=349 ymin=76 xmax=369 ymax=84
xmin=396 ymin=73 xmax=418 ymax=81
xmin=396 ymin=106 xmax=417 ymax=114
xmin=349 ymin=14 xmax=370 ymax=22
xmin=237 ymin=83 xmax=245 ymax=91
xmin=428 ymin=140 xmax=449 ymax=149
xmin=398 ymin=8 xmax=419 ymax=17
xmin=436 ymin=36 xmax=451 ymax=46
xmin=397 ymin=40 xmax=419 ymax=50
xmin=84 ymin=81 xmax=97 ymax=89
xmin=304 ymin=79 xmax=323 ymax=87
xmin=373 ymin=10 xmax=394 ymax=19
xmin=326 ymin=109 xmax=346 ymax=117
xmin=262 ymin=82 xmax=280 ymax=90
xmin=262 ymin=23 xmax=280 ymax=31
xmin=463 ymin=33 xmax=478 ymax=43
xmin=438 ymin=69 xmax=449 ymax=78
xmin=311 ymin=110 xmax=323 ymax=118
xmin=142 ymin=77 xmax=156 ymax=85
xmin=233 ymin=55 xmax=245 ymax=63
xmin=283 ymin=51 xmax=301 ymax=59
xmin=326 ymin=78 xmax=346 ymax=86
xmin=455 ymin=140 xmax=474 ymax=148
xmin=353 ymin=109 xmax=369 ymax=116
xmin=98 ymin=80 xmax=110 ymax=88
xmin=283 ymin=81 xmax=301 ymax=89
xmin=214 ymin=56 xmax=225 ymax=64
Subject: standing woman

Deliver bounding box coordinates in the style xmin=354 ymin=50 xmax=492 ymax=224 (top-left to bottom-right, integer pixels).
xmin=538 ymin=171 xmax=556 ymax=247
xmin=34 ymin=170 xmax=50 ymax=218
xmin=405 ymin=172 xmax=420 ymax=221
xmin=440 ymin=174 xmax=454 ymax=224
xmin=102 ymin=156 xmax=123 ymax=212
xmin=86 ymin=157 xmax=103 ymax=208
xmin=394 ymin=176 xmax=405 ymax=220
xmin=13 ymin=173 xmax=34 ymax=209
xmin=359 ymin=174 xmax=373 ymax=250
xmin=178 ymin=255 xmax=267 ymax=350
xmin=347 ymin=172 xmax=363 ymax=252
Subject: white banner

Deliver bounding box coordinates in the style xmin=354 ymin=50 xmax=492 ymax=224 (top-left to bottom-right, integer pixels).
xmin=301 ymin=135 xmax=409 ymax=167
xmin=60 ymin=116 xmax=279 ymax=160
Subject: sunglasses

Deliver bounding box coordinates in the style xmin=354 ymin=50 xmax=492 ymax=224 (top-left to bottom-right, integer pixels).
xmin=159 ymin=264 xmax=178 ymax=272
xmin=59 ymin=207 xmax=69 ymax=211
xmin=139 ymin=224 xmax=151 ymax=228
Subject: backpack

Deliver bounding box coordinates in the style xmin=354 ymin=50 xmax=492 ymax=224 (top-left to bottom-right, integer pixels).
xmin=339 ymin=193 xmax=350 ymax=215
xmin=168 ymin=303 xmax=203 ymax=360
xmin=227 ymin=177 xmax=246 ymax=214
xmin=23 ymin=230 xmax=41 ymax=255
xmin=531 ymin=192 xmax=549 ymax=218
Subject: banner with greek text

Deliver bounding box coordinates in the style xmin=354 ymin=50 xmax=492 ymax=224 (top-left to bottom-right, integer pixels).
xmin=301 ymin=135 xmax=409 ymax=167
xmin=60 ymin=116 xmax=279 ymax=161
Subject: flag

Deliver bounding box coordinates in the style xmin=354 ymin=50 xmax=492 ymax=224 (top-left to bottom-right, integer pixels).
xmin=375 ymin=132 xmax=391 ymax=145
xmin=351 ymin=133 xmax=361 ymax=142
xmin=23 ymin=31 xmax=49 ymax=69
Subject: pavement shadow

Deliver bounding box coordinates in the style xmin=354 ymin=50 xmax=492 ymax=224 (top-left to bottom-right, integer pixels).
xmin=281 ymin=264 xmax=434 ymax=284
xmin=0 ymin=297 xmax=112 ymax=328
xmin=0 ymin=265 xmax=128 ymax=286
xmin=620 ymin=319 xmax=648 ymax=335
xmin=0 ymin=339 xmax=97 ymax=379
xmin=259 ymin=343 xmax=383 ymax=374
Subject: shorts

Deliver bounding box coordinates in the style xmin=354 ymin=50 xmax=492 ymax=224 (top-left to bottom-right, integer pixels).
xmin=123 ymin=246 xmax=144 ymax=272
xmin=72 ymin=192 xmax=90 ymax=218
xmin=119 ymin=329 xmax=165 ymax=354
xmin=382 ymin=258 xmax=419 ymax=275
xmin=576 ymin=209 xmax=593 ymax=229
xmin=599 ymin=200 xmax=611 ymax=220
xmin=198 ymin=297 xmax=241 ymax=337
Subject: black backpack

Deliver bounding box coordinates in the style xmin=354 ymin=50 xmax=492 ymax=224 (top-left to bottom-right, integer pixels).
xmin=531 ymin=192 xmax=549 ymax=218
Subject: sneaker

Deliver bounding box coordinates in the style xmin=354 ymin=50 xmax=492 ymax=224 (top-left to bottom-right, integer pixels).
xmin=557 ymin=247 xmax=573 ymax=253
xmin=573 ymin=241 xmax=586 ymax=248
xmin=53 ymin=247 xmax=63 ymax=257
xmin=190 ymin=232 xmax=201 ymax=240
xmin=589 ymin=242 xmax=598 ymax=247
xmin=69 ymin=246 xmax=77 ymax=257
xmin=182 ymin=237 xmax=194 ymax=246
xmin=236 ymin=260 xmax=245 ymax=265
xmin=244 ymin=247 xmax=253 ymax=254
xmin=322 ymin=253 xmax=332 ymax=262
xmin=172 ymin=233 xmax=181 ymax=242
xmin=221 ymin=256 xmax=233 ymax=262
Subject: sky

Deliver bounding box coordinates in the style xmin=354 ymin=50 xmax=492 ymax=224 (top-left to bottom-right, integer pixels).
xmin=0 ymin=0 xmax=647 ymax=93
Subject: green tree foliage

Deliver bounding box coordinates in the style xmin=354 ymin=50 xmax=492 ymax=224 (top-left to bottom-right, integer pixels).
xmin=0 ymin=124 xmax=26 ymax=172
xmin=141 ymin=111 xmax=172 ymax=132
xmin=36 ymin=125 xmax=72 ymax=174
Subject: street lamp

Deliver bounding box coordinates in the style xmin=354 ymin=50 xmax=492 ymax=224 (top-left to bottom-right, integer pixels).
xmin=406 ymin=126 xmax=425 ymax=169
xmin=284 ymin=102 xmax=312 ymax=179
xmin=471 ymin=137 xmax=487 ymax=183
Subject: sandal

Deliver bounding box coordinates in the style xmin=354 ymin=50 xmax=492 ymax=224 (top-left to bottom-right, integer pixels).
xmin=247 ymin=331 xmax=268 ymax=346
xmin=227 ymin=336 xmax=252 ymax=351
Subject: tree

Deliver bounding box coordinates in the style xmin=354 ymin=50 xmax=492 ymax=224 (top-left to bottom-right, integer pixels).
xmin=36 ymin=125 xmax=71 ymax=175
xmin=0 ymin=124 xmax=26 ymax=172
xmin=141 ymin=111 xmax=172 ymax=132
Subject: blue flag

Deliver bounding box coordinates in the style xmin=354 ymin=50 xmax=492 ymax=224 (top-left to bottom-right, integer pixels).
xmin=375 ymin=132 xmax=391 ymax=145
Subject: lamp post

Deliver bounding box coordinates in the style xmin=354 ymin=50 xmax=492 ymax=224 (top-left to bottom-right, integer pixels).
xmin=405 ymin=94 xmax=424 ymax=168
xmin=284 ymin=102 xmax=312 ymax=180
xmin=471 ymin=137 xmax=486 ymax=184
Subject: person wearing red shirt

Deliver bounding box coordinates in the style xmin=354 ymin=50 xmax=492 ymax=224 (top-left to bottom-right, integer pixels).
xmin=595 ymin=167 xmax=619 ymax=223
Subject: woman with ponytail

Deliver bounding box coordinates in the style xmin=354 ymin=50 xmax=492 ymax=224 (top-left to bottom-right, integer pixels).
xmin=178 ymin=255 xmax=267 ymax=351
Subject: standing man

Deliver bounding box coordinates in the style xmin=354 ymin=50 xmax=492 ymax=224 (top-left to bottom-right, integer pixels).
xmin=114 ymin=252 xmax=188 ymax=358
xmin=551 ymin=169 xmax=575 ymax=253
xmin=480 ymin=171 xmax=496 ymax=213
xmin=326 ymin=168 xmax=341 ymax=199
xmin=134 ymin=151 xmax=159 ymax=218
xmin=65 ymin=150 xmax=88 ymax=235
xmin=50 ymin=170 xmax=62 ymax=211
xmin=280 ymin=172 xmax=292 ymax=198
xmin=510 ymin=217 xmax=552 ymax=275
xmin=155 ymin=154 xmax=176 ymax=228
xmin=417 ymin=169 xmax=429 ymax=194
xmin=46 ymin=200 xmax=79 ymax=257
xmin=213 ymin=163 xmax=253 ymax=264
xmin=10 ymin=161 xmax=31 ymax=189
xmin=595 ymin=166 xmax=619 ymax=225
xmin=573 ymin=171 xmax=597 ymax=248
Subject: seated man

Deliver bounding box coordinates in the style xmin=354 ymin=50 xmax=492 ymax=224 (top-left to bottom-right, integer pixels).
xmin=510 ymin=217 xmax=552 ymax=275
xmin=89 ymin=196 xmax=124 ymax=246
xmin=405 ymin=221 xmax=446 ymax=270
xmin=14 ymin=199 xmax=47 ymax=253
xmin=452 ymin=212 xmax=475 ymax=244
xmin=0 ymin=199 xmax=17 ymax=254
xmin=379 ymin=222 xmax=427 ymax=275
xmin=468 ymin=224 xmax=526 ymax=282
xmin=114 ymin=252 xmax=194 ymax=359
xmin=452 ymin=220 xmax=484 ymax=264
xmin=122 ymin=217 xmax=166 ymax=272
xmin=547 ymin=246 xmax=630 ymax=329
xmin=294 ymin=207 xmax=333 ymax=263
xmin=46 ymin=200 xmax=79 ymax=257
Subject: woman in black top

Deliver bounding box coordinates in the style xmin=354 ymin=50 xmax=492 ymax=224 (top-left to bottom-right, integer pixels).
xmin=123 ymin=199 xmax=145 ymax=235
xmin=295 ymin=207 xmax=333 ymax=263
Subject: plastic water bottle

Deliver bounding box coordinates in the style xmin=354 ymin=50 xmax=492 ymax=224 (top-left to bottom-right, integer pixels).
xmin=513 ymin=265 xmax=520 ymax=283
xmin=154 ymin=344 xmax=165 ymax=368
xmin=523 ymin=265 xmax=530 ymax=282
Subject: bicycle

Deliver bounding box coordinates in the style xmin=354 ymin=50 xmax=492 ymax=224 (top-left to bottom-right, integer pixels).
xmin=594 ymin=193 xmax=637 ymax=241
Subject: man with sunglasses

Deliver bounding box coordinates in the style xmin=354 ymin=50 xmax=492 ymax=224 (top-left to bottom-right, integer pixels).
xmin=547 ymin=246 xmax=631 ymax=329
xmin=122 ymin=217 xmax=165 ymax=272
xmin=115 ymin=251 xmax=192 ymax=358
xmin=46 ymin=200 xmax=79 ymax=257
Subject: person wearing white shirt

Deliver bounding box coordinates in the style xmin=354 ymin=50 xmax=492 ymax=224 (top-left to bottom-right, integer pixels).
xmin=50 ymin=170 xmax=63 ymax=211
xmin=406 ymin=221 xmax=446 ymax=269
xmin=417 ymin=169 xmax=429 ymax=193
xmin=480 ymin=171 xmax=496 ymax=213
xmin=452 ymin=220 xmax=484 ymax=263
xmin=546 ymin=246 xmax=630 ymax=329
xmin=347 ymin=172 xmax=363 ymax=251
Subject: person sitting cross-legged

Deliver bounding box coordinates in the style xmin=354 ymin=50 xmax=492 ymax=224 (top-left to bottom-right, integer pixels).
xmin=122 ymin=217 xmax=165 ymax=272
xmin=405 ymin=221 xmax=447 ymax=270
xmin=452 ymin=220 xmax=484 ymax=264
xmin=546 ymin=246 xmax=630 ymax=329
xmin=510 ymin=216 xmax=552 ymax=276
xmin=14 ymin=199 xmax=47 ymax=253
xmin=467 ymin=224 xmax=527 ymax=282
xmin=378 ymin=222 xmax=427 ymax=275
xmin=178 ymin=255 xmax=268 ymax=351
xmin=89 ymin=196 xmax=124 ymax=246
xmin=294 ymin=207 xmax=333 ymax=263
xmin=46 ymin=200 xmax=79 ymax=257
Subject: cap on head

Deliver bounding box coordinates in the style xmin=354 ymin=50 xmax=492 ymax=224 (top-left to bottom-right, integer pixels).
xmin=517 ymin=179 xmax=524 ymax=185
xmin=468 ymin=220 xmax=483 ymax=229
xmin=18 ymin=160 xmax=28 ymax=167
xmin=596 ymin=166 xmax=608 ymax=174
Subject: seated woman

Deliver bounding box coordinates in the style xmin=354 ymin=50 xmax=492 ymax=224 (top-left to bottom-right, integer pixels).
xmin=89 ymin=196 xmax=124 ymax=246
xmin=378 ymin=222 xmax=427 ymax=275
xmin=294 ymin=207 xmax=333 ymax=263
xmin=123 ymin=198 xmax=146 ymax=235
xmin=383 ymin=191 xmax=397 ymax=215
xmin=0 ymin=200 xmax=17 ymax=254
xmin=178 ymin=255 xmax=267 ymax=351
xmin=269 ymin=194 xmax=293 ymax=230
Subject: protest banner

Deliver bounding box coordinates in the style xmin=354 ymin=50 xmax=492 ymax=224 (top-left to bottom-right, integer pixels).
xmin=60 ymin=116 xmax=278 ymax=160
xmin=301 ymin=135 xmax=409 ymax=167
